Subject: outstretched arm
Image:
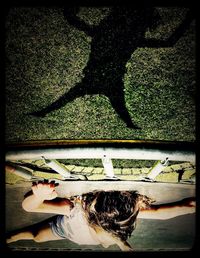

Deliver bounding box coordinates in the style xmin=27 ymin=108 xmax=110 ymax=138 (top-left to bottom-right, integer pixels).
xmin=63 ymin=7 xmax=96 ymax=37
xmin=22 ymin=181 xmax=73 ymax=215
xmin=138 ymin=197 xmax=195 ymax=220
xmin=142 ymin=9 xmax=194 ymax=48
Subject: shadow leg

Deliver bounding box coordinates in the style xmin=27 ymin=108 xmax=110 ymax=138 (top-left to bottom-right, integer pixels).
xmin=29 ymin=83 xmax=87 ymax=117
xmin=109 ymin=89 xmax=141 ymax=129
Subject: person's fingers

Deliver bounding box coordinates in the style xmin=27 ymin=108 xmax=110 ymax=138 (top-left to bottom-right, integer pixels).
xmin=31 ymin=180 xmax=59 ymax=196
xmin=43 ymin=179 xmax=49 ymax=184
xmin=32 ymin=180 xmax=59 ymax=187
xmin=37 ymin=182 xmax=44 ymax=189
xmin=50 ymin=180 xmax=59 ymax=187
xmin=49 ymin=181 xmax=59 ymax=187
xmin=49 ymin=180 xmax=55 ymax=187
xmin=189 ymin=201 xmax=196 ymax=207
xmin=50 ymin=180 xmax=59 ymax=188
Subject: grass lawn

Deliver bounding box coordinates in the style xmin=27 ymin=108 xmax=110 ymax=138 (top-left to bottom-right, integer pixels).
xmin=5 ymin=6 xmax=196 ymax=143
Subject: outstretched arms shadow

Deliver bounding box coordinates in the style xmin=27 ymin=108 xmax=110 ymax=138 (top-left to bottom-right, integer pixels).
xmin=29 ymin=7 xmax=194 ymax=129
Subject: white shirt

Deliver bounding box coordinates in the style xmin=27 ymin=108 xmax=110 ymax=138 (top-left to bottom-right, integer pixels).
xmin=60 ymin=202 xmax=100 ymax=245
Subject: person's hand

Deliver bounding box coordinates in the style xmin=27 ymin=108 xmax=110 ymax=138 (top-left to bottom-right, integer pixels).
xmin=181 ymin=197 xmax=196 ymax=207
xmin=31 ymin=181 xmax=58 ymax=201
xmin=180 ymin=197 xmax=196 ymax=215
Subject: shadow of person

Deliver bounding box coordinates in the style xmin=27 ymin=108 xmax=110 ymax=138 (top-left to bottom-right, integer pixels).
xmin=30 ymin=6 xmax=194 ymax=129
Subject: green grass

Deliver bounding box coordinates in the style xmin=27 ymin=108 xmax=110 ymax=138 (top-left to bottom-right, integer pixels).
xmin=62 ymin=159 xmax=155 ymax=168
xmin=5 ymin=7 xmax=196 ymax=142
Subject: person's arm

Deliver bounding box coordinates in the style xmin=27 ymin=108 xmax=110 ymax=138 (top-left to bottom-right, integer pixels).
xmin=138 ymin=197 xmax=196 ymax=220
xmin=92 ymin=225 xmax=133 ymax=251
xmin=141 ymin=9 xmax=194 ymax=48
xmin=22 ymin=181 xmax=73 ymax=215
xmin=63 ymin=7 xmax=96 ymax=37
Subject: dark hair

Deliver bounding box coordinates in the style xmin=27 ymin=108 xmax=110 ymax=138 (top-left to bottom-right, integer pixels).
xmin=82 ymin=190 xmax=154 ymax=241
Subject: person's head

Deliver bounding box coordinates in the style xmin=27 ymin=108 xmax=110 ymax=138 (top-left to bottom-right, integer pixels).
xmin=82 ymin=190 xmax=154 ymax=242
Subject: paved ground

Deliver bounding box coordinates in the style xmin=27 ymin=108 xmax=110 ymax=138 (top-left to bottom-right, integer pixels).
xmin=5 ymin=181 xmax=195 ymax=252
